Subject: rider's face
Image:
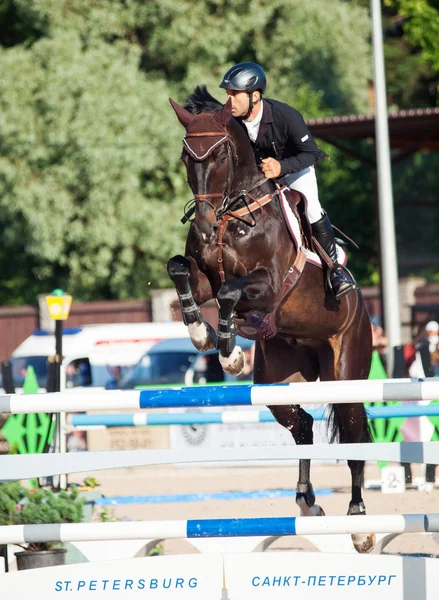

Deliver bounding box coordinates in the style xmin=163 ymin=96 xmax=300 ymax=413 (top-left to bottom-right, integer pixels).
xmin=226 ymin=90 xmax=251 ymax=117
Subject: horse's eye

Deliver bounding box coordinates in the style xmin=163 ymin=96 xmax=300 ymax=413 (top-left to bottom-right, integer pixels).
xmin=218 ymin=154 xmax=227 ymax=165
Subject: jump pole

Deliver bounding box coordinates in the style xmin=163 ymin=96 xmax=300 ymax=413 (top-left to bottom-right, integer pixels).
xmin=1 ymin=379 xmax=438 ymax=414
xmin=1 ymin=514 xmax=438 ymax=545
xmin=2 ymin=442 xmax=439 ymax=480
xmin=69 ymin=404 xmax=439 ymax=428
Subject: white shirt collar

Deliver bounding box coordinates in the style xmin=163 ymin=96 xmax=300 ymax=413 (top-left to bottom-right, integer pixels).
xmin=243 ymin=101 xmax=264 ymax=142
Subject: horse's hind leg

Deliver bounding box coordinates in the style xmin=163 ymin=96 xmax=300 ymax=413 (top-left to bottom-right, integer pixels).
xmin=257 ymin=338 xmax=324 ymax=516
xmin=271 ymin=405 xmax=325 ymax=517
xmin=167 ymin=255 xmax=216 ymax=351
xmin=332 ymin=402 xmax=374 ymax=553
xmin=324 ymin=315 xmax=375 ymax=553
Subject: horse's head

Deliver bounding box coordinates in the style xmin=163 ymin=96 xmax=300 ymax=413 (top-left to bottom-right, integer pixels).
xmin=170 ymin=89 xmax=259 ymax=238
xmin=169 ymin=97 xmax=233 ymax=232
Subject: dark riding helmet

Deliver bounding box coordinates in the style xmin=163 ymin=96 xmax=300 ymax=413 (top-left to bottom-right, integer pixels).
xmin=219 ymin=62 xmax=267 ymax=94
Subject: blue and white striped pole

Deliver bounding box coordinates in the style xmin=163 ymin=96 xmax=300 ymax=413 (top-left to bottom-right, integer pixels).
xmin=69 ymin=404 xmax=439 ymax=429
xmin=1 ymin=514 xmax=438 ymax=545
xmin=1 ymin=378 xmax=437 ymax=414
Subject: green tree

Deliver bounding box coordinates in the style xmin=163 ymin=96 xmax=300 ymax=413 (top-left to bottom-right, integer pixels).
xmin=0 ymin=35 xmax=187 ymax=303
xmin=386 ymin=0 xmax=439 ymax=72
xmin=347 ymin=0 xmax=438 ymax=108
xmin=0 ymin=0 xmax=405 ymax=302
xmin=127 ymin=0 xmax=372 ymax=114
xmin=317 ymin=144 xmax=377 ymax=285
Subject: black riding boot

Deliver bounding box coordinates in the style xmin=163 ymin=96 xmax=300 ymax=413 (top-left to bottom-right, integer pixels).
xmin=311 ymin=213 xmax=358 ymax=300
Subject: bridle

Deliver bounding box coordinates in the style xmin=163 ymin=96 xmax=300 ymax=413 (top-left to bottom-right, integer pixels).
xmin=182 ymin=129 xmax=282 ymax=282
xmin=182 ymin=130 xmax=234 ymax=219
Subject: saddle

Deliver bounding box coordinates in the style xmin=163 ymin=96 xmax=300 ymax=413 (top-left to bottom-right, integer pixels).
xmin=280 ymin=187 xmax=313 ymax=251
xmin=234 ymin=187 xmax=347 ymax=342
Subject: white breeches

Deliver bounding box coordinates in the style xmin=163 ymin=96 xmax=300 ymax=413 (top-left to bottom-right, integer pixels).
xmin=280 ymin=166 xmax=323 ymax=224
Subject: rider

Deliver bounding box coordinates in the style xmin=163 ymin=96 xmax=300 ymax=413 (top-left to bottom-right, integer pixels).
xmin=219 ymin=62 xmax=357 ymax=300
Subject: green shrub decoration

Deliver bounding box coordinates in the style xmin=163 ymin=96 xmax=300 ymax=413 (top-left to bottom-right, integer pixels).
xmin=0 ymin=482 xmax=84 ymax=551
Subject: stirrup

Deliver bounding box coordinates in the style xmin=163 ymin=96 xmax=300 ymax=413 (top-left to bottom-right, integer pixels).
xmin=333 ymin=279 xmax=358 ymax=300
xmin=327 ymin=266 xmax=358 ymax=300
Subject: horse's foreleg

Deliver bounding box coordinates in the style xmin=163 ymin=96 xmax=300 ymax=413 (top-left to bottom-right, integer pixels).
xmin=216 ymin=278 xmax=244 ymax=375
xmin=216 ymin=269 xmax=276 ymax=375
xmin=167 ymin=255 xmax=216 ymax=351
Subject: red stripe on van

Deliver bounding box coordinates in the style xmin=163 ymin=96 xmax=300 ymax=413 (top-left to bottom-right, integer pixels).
xmin=94 ymin=338 xmax=163 ymax=346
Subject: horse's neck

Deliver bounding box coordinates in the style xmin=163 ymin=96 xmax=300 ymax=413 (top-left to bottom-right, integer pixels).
xmin=231 ymin=160 xmax=270 ymax=198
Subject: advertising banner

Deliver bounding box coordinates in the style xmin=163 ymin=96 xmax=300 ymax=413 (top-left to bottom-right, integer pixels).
xmin=0 ymin=554 xmax=223 ymax=599
xmin=169 ymin=406 xmax=331 ymax=465
xmin=0 ymin=552 xmax=436 ymax=599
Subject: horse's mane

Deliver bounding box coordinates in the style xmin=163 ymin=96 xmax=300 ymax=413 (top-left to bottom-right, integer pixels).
xmin=184 ymin=86 xmax=223 ymax=114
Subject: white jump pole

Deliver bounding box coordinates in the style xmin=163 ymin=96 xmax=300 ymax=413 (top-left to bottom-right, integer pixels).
xmin=1 ymin=514 xmax=438 ymax=545
xmin=1 ymin=442 xmax=438 ymax=481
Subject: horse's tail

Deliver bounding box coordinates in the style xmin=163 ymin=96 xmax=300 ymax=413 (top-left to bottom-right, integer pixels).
xmin=326 ymin=404 xmax=371 ymax=444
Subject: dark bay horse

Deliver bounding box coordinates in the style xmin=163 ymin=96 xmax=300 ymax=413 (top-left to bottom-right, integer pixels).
xmin=168 ymin=87 xmax=374 ymax=553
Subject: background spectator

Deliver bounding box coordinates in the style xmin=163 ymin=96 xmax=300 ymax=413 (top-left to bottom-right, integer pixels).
xmin=370 ymin=315 xmax=388 ymax=372
xmin=425 ymin=321 xmax=439 ymax=354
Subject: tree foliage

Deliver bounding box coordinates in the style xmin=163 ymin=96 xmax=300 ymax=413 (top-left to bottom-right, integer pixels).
xmin=0 ymin=0 xmax=375 ymax=303
xmin=0 ymin=34 xmax=186 ymax=301
xmin=385 ymin=0 xmax=439 ymax=72
xmin=0 ymin=0 xmax=435 ymax=303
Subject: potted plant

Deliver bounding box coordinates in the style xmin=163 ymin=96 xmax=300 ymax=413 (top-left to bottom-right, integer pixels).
xmin=0 ymin=481 xmax=84 ymax=570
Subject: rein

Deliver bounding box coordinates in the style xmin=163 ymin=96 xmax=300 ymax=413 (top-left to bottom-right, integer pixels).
xmin=216 ymin=185 xmax=281 ymax=282
xmin=181 ymin=129 xmax=282 ymax=282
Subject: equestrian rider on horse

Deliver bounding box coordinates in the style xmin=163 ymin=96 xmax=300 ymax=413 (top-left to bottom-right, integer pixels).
xmin=219 ymin=62 xmax=357 ymax=300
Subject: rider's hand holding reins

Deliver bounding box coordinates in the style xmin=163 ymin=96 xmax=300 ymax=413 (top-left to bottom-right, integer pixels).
xmin=260 ymin=157 xmax=281 ymax=179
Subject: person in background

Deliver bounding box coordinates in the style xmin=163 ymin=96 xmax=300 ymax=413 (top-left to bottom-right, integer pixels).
xmin=66 ymin=430 xmax=87 ymax=452
xmin=424 ymin=321 xmax=439 ymax=354
xmin=407 ymin=320 xmax=439 ymax=487
xmin=409 ymin=320 xmax=438 ymax=378
xmin=431 ymin=346 xmax=439 ymax=377
xmin=106 ymin=365 xmax=122 ymax=390
xmin=370 ymin=315 xmax=388 ymax=372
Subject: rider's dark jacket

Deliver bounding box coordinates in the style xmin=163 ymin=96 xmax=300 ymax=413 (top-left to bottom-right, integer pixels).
xmin=237 ymin=98 xmax=328 ymax=177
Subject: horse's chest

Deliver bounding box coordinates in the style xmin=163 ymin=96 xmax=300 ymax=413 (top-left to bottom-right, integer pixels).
xmin=192 ymin=230 xmax=249 ymax=277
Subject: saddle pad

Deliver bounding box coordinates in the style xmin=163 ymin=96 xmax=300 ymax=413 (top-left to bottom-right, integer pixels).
xmin=279 ymin=190 xmax=347 ymax=268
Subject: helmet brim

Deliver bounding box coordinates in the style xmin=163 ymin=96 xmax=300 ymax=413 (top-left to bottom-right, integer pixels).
xmin=219 ymin=81 xmax=248 ymax=91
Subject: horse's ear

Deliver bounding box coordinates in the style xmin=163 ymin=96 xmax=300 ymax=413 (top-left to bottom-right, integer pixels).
xmin=215 ymin=97 xmax=232 ymax=127
xmin=169 ymin=98 xmax=194 ymax=128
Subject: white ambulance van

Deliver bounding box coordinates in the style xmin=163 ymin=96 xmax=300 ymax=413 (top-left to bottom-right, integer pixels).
xmin=9 ymin=321 xmax=189 ymax=390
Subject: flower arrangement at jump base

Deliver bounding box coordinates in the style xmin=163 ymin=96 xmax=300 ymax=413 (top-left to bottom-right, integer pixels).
xmin=0 ymin=481 xmax=84 ymax=569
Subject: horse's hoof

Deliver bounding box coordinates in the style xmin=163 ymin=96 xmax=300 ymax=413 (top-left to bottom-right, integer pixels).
xmin=219 ymin=345 xmax=244 ymax=376
xmin=296 ymin=497 xmax=325 ymax=517
xmin=352 ymin=533 xmax=376 ymax=554
xmin=188 ymin=321 xmax=217 ymax=352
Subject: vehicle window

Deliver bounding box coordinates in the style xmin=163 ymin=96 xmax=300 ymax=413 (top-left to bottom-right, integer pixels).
xmin=192 ymin=354 xmax=225 ymax=384
xmin=65 ymin=358 xmax=92 ymax=388
xmin=10 ymin=356 xmax=49 ymax=388
xmin=120 ymin=351 xmax=197 ymax=386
